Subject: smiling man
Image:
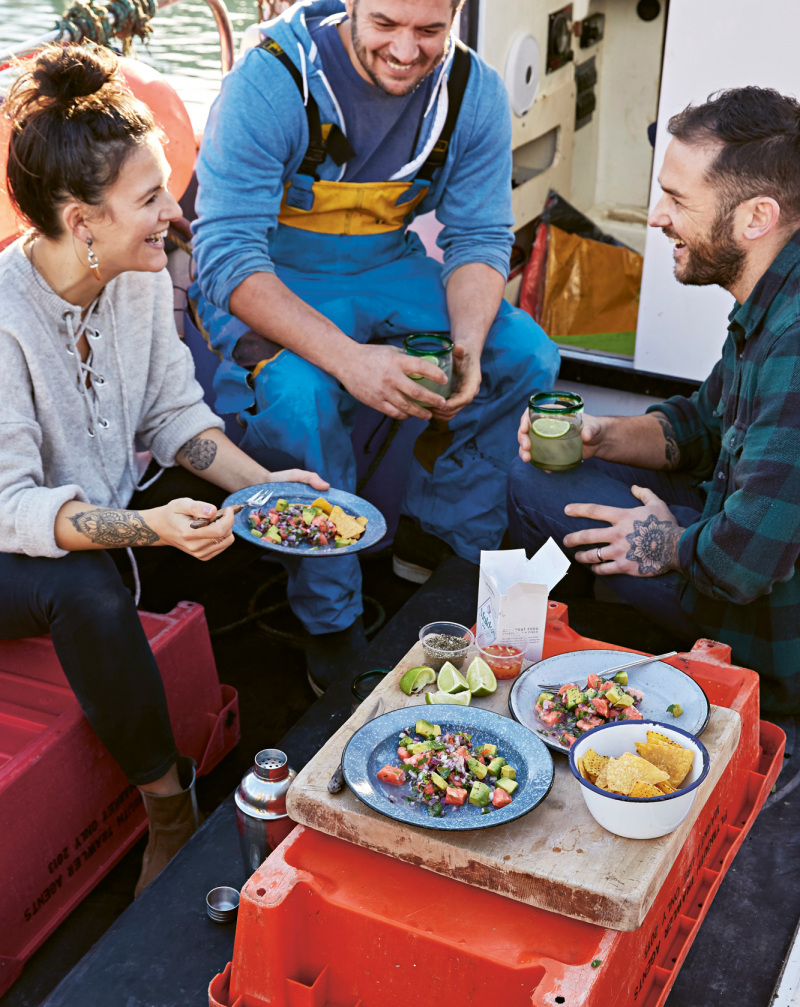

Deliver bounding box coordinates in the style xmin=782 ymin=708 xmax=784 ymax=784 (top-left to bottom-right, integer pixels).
xmin=191 ymin=0 xmax=558 ymax=692
xmin=507 ymin=86 xmax=800 ymax=716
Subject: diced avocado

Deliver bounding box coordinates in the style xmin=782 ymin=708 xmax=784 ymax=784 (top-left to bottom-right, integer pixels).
xmin=334 ymin=537 xmax=355 ymax=547
xmin=613 ymin=670 xmax=629 ymax=686
xmin=584 ymin=688 xmax=598 ymax=700
xmin=500 ymin=765 xmax=516 ymax=780
xmin=250 ymin=529 xmax=263 ymax=538
xmin=667 ymin=703 xmax=683 ymax=717
xmin=415 ymin=719 xmax=440 ymax=738
xmin=408 ymin=741 xmax=431 ymax=755
xmin=487 ymin=757 xmax=507 ymax=776
xmin=537 ymin=692 xmax=555 ymax=706
xmin=467 ymin=757 xmax=488 ymax=779
xmin=564 ymin=688 xmax=585 ymax=710
xmin=398 ymin=735 xmax=414 ymax=747
xmin=613 ymin=692 xmax=634 ymax=708
xmin=275 ymin=498 xmax=288 ymax=512
xmin=605 ymin=686 xmax=623 ymax=704
xmin=468 ymin=781 xmax=492 ymax=807
xmin=495 ymin=777 xmax=518 ymax=795
xmin=478 ymin=743 xmax=497 ymax=758
xmin=265 ymin=526 xmax=281 ymax=543
xmin=302 ymin=507 xmax=316 ymax=524
xmin=430 ymin=772 xmax=448 ymax=791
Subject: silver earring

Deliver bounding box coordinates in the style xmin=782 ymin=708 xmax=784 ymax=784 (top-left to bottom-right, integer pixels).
xmin=86 ymin=237 xmax=101 ymax=281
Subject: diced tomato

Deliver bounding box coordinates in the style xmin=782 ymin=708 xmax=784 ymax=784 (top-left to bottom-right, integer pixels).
xmin=397 ymin=746 xmax=410 ymax=760
xmin=627 ymin=687 xmax=645 ymax=701
xmin=402 ymin=752 xmax=425 ymax=766
xmin=377 ymin=765 xmax=406 ymax=785
xmin=423 ymin=784 xmax=436 ymax=795
xmin=269 ymin=514 xmax=279 ymax=525
xmin=278 ymin=530 xmax=288 ymax=539
xmin=587 ymin=673 xmax=602 ymax=689
xmin=492 ymin=788 xmax=512 ymax=808
xmin=539 ymin=710 xmax=563 ymax=726
xmin=477 ymin=755 xmax=486 ymax=765
xmin=576 ymin=716 xmax=604 ymax=731
xmin=318 ymin=535 xmax=328 ymax=546
xmin=456 ymin=746 xmax=470 ymax=759
xmin=599 ymin=681 xmax=616 ymax=692
xmin=558 ymin=682 xmax=577 ymax=697
xmin=590 ymin=697 xmax=610 ymax=718
xmin=623 ymin=706 xmax=643 ymax=720
xmin=560 ymin=732 xmax=578 ymax=747
xmin=445 ymin=787 xmax=468 ymax=805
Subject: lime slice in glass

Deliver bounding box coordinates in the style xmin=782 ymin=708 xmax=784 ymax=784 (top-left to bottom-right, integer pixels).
xmin=466 ymin=657 xmax=497 ymax=698
xmin=399 ymin=665 xmax=436 ymax=696
xmin=532 ymin=417 xmax=571 ymax=439
xmin=425 ymin=690 xmax=472 ymax=706
xmin=437 ymin=661 xmax=470 ymax=694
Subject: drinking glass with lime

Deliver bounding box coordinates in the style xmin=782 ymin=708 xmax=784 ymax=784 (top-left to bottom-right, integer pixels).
xmin=528 ymin=391 xmax=584 ymax=471
xmin=404 ymin=333 xmax=453 ymax=404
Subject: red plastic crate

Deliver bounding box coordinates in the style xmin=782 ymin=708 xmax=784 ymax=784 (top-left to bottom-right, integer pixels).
xmin=208 ymin=610 xmax=781 ymax=1007
xmin=0 ymin=601 xmax=239 ymax=996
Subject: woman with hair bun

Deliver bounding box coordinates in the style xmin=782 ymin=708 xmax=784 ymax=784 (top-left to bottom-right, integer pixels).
xmin=0 ymin=43 xmax=328 ymax=896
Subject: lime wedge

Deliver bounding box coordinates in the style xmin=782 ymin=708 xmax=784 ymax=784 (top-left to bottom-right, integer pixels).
xmin=399 ymin=665 xmax=436 ymax=696
xmin=466 ymin=657 xmax=497 ymax=698
xmin=532 ymin=417 xmax=571 ymax=439
xmin=426 ymin=690 xmax=472 ymax=706
xmin=437 ymin=661 xmax=470 ymax=694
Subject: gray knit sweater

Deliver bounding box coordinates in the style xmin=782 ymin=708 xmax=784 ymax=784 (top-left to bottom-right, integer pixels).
xmin=0 ymin=238 xmax=223 ymax=558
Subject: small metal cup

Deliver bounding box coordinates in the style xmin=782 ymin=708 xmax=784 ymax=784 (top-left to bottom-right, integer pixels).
xmin=206 ymin=886 xmax=240 ymax=923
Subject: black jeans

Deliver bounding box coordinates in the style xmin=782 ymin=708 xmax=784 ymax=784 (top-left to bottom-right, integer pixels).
xmin=0 ymin=467 xmax=260 ymax=785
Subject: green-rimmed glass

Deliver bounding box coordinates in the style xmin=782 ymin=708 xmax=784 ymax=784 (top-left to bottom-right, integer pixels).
xmin=528 ymin=391 xmax=584 ymax=471
xmin=404 ymin=333 xmax=453 ymax=402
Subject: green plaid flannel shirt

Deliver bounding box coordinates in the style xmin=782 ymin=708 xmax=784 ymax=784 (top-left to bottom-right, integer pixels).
xmin=650 ymin=228 xmax=800 ymax=714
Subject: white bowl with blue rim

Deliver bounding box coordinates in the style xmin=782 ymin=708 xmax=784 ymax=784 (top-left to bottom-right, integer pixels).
xmin=568 ymin=720 xmax=710 ymax=840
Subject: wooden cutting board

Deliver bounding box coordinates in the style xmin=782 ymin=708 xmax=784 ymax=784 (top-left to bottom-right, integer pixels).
xmin=286 ymin=641 xmax=741 ymax=931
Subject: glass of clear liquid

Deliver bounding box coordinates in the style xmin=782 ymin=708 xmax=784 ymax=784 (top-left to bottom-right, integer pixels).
xmin=528 ymin=391 xmax=584 ymax=471
xmin=404 ymin=333 xmax=453 ymax=404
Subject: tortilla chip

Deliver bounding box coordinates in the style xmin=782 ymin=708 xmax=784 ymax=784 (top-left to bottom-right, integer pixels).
xmin=635 ymin=742 xmax=694 ymax=789
xmin=577 ymin=755 xmax=589 ymax=780
xmin=582 ymin=750 xmax=609 ymax=779
xmin=629 ymin=781 xmax=664 ymax=799
xmin=311 ymin=497 xmax=333 ymax=515
xmin=656 ymin=781 xmax=676 ymax=794
xmin=595 ymin=765 xmax=609 ymax=790
xmin=607 ymin=754 xmax=670 ymax=795
xmin=356 ymin=516 xmax=368 ymax=527
xmin=646 ymin=730 xmax=681 ymax=748
xmin=329 ymin=505 xmax=366 ymax=540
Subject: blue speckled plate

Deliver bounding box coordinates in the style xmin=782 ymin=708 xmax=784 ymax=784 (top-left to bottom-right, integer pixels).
xmin=509 ymin=650 xmax=710 ymax=756
xmin=222 ymin=482 xmax=386 ymax=557
xmin=342 ymin=705 xmax=554 ymax=831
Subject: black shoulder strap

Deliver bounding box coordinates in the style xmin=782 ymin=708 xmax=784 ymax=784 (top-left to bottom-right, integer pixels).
xmin=416 ymin=40 xmax=472 ymax=183
xmin=259 ymin=36 xmax=354 ymax=179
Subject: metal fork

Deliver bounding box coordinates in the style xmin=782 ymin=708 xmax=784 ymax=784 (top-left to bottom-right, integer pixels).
xmin=536 ymin=651 xmax=678 ymax=691
xmin=189 ymin=488 xmax=273 ymax=529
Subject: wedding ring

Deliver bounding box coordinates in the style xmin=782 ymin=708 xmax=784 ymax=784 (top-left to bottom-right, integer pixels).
xmin=596 ymin=546 xmax=604 ymax=563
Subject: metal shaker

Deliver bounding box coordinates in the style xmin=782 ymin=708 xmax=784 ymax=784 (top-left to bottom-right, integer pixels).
xmin=235 ymin=749 xmax=297 ymax=874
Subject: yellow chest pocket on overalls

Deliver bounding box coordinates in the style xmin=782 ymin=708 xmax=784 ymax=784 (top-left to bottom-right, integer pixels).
xmin=278 ymin=178 xmax=429 ymax=236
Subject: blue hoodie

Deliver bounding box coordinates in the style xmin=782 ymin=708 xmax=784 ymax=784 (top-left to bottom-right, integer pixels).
xmin=192 ymin=0 xmax=514 ymax=314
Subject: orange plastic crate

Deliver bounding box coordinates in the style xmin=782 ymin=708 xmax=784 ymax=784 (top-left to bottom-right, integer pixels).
xmin=209 ymin=613 xmax=781 ymax=1007
xmin=0 ymin=601 xmax=239 ymax=996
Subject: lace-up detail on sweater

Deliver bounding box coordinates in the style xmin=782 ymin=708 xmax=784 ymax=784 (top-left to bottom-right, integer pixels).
xmin=63 ymin=306 xmax=109 ymax=438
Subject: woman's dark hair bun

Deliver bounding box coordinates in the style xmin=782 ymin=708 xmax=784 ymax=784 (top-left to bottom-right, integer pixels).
xmin=30 ymin=44 xmax=118 ymax=108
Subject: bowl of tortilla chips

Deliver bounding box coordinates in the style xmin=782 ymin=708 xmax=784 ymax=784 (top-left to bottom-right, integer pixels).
xmin=568 ymin=720 xmax=710 ymax=839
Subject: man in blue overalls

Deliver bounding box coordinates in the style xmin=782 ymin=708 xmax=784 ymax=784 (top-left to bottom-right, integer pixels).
xmin=191 ymin=0 xmax=560 ymax=692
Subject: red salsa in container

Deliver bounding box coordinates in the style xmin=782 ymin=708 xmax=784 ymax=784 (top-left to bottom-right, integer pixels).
xmin=480 ymin=644 xmax=525 ymax=680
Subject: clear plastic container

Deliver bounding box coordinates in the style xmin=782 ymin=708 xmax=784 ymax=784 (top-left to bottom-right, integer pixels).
xmin=476 ymin=640 xmax=525 ymax=680
xmin=419 ymin=621 xmax=474 ymax=671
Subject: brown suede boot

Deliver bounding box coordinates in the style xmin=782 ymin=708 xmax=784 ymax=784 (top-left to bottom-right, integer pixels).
xmin=134 ymin=755 xmax=200 ymax=898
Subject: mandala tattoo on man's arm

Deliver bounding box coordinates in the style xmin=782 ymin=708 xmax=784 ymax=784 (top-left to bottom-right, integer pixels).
xmin=69 ymin=509 xmax=160 ymax=547
xmin=653 ymin=414 xmax=679 ymax=470
xmin=625 ymin=515 xmax=681 ymax=576
xmin=177 ymin=436 xmax=217 ymax=471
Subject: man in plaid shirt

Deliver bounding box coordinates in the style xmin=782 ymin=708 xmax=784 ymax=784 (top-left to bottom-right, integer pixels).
xmin=508 ymin=87 xmax=800 ymax=715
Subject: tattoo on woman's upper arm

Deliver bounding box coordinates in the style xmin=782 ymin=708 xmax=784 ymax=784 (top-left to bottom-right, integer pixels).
xmin=654 ymin=414 xmax=680 ymax=469
xmin=68 ymin=509 xmax=159 ymax=547
xmin=177 ymin=436 xmax=217 ymax=471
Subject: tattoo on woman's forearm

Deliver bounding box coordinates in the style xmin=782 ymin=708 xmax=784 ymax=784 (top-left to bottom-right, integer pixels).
xmin=68 ymin=509 xmax=159 ymax=547
xmin=654 ymin=414 xmax=679 ymax=469
xmin=625 ymin=515 xmax=681 ymax=575
xmin=177 ymin=436 xmax=217 ymax=471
